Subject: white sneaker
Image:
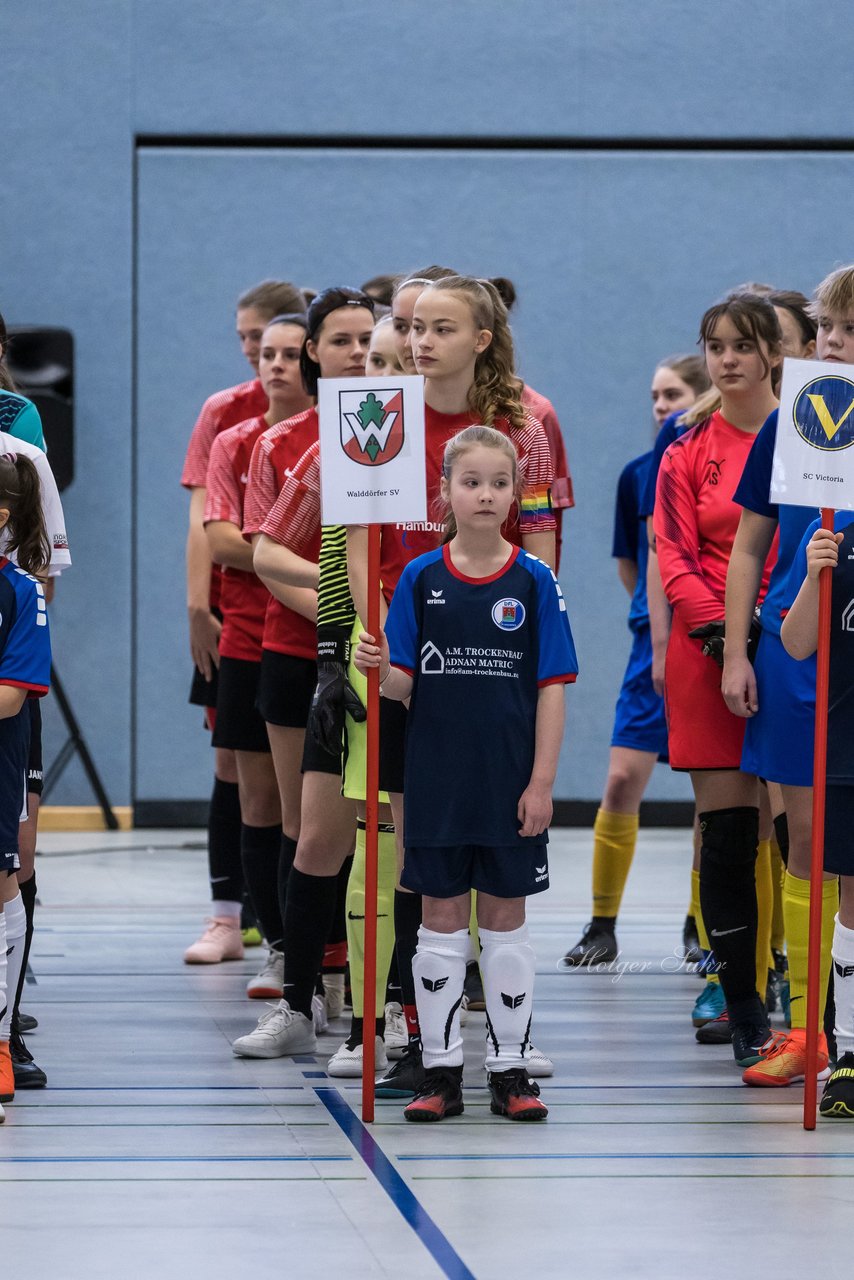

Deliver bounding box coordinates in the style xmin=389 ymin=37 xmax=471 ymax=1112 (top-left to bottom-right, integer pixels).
xmin=312 ymin=993 xmax=329 ymax=1035
xmin=232 ymin=1000 xmax=317 ymax=1058
xmin=459 ymin=993 xmax=470 ymax=1027
xmin=327 ymin=1036 xmax=389 ymax=1078
xmin=526 ymin=1045 xmax=554 ymax=1078
xmin=183 ymin=916 xmax=244 ymax=964
xmin=246 ymin=949 xmax=284 ymax=1000
xmin=384 ymin=1001 xmax=407 ymax=1059
xmin=323 ymin=972 xmax=346 ymax=1020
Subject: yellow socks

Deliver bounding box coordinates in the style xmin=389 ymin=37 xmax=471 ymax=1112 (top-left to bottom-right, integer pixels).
xmin=783 ymin=871 xmax=838 ymax=1031
xmin=592 ymin=809 xmax=639 ymax=918
xmin=754 ymin=840 xmax=772 ymax=1003
xmin=691 ymin=867 xmax=718 ymax=986
xmin=346 ymin=822 xmax=398 ymax=1019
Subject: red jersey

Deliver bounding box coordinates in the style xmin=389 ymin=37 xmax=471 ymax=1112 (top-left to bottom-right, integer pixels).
xmin=522 ymin=385 xmax=573 ymax=509
xmin=182 ymin=378 xmax=268 ymax=612
xmin=262 ymin=403 xmax=556 ymax=602
xmin=243 ymin=408 xmax=320 ymax=659
xmin=204 ymin=416 xmax=272 ymax=662
xmin=653 ymin=411 xmax=778 ymax=630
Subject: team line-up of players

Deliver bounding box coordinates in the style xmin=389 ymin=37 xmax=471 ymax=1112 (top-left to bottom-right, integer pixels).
xmin=179 ymin=265 xmax=854 ymax=1123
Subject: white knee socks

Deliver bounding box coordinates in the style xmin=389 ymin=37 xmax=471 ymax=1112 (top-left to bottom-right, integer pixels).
xmin=413 ymin=926 xmax=468 ymax=1068
xmin=480 ymin=923 xmax=536 ymax=1072
xmin=833 ymin=914 xmax=854 ymax=1058
xmin=0 ymin=892 xmax=25 ymax=1039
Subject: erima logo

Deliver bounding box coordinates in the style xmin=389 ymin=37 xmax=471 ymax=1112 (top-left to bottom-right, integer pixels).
xmin=843 ymin=600 xmax=854 ymax=632
xmin=501 ymin=992 xmax=526 ymax=1009
xmin=422 ymin=975 xmax=449 ymax=992
xmin=427 ymin=589 xmax=445 ymax=606
xmin=534 ymin=864 xmax=548 ymax=884
xmin=421 ymin=641 xmax=445 ymax=674
xmin=835 ymin=961 xmax=854 ymax=978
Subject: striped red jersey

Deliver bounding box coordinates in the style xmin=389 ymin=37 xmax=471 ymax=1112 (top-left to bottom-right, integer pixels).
xmin=204 ymin=416 xmax=271 ymax=662
xmin=182 ymin=379 xmax=268 ymax=489
xmin=243 ymin=407 xmax=320 ymax=658
xmin=653 ymin=411 xmax=778 ymax=630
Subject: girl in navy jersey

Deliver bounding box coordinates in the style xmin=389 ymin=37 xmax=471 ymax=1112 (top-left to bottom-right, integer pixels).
xmin=356 ymin=426 xmax=577 ymax=1122
xmin=191 ymin=315 xmax=312 ymax=989
xmin=0 ymin=454 xmax=52 ymax=1116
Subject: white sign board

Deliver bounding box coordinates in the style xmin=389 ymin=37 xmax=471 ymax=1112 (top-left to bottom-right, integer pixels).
xmin=318 ymin=375 xmax=427 ymax=525
xmin=771 ymin=357 xmax=854 ymax=510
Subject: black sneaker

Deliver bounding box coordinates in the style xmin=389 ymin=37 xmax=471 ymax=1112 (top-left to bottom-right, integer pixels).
xmin=16 ymin=1012 xmax=38 ymax=1033
xmin=731 ymin=1017 xmax=773 ymax=1068
xmin=376 ymin=1043 xmax=425 ymax=1098
xmin=561 ymin=919 xmax=618 ymax=968
xmin=10 ymin=1027 xmax=47 ymax=1089
xmin=488 ymin=1068 xmax=548 ymax=1121
xmin=404 ymin=1066 xmax=464 ymax=1122
xmin=464 ymin=961 xmax=485 ymax=1011
xmin=819 ymin=1052 xmax=854 ymax=1119
xmin=695 ymin=1012 xmax=733 ymax=1044
xmin=682 ymin=915 xmax=702 ymax=965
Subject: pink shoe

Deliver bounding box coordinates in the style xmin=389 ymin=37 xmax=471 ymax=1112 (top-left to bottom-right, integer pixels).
xmin=183 ymin=917 xmax=244 ymax=964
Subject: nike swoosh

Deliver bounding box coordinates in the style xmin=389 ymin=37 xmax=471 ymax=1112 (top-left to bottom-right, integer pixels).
xmin=710 ymin=926 xmax=748 ymax=937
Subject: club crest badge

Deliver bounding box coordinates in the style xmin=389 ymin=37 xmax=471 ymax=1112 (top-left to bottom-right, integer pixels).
xmin=492 ymin=597 xmax=525 ymax=631
xmin=793 ymin=375 xmax=854 ymax=452
xmin=339 ymin=388 xmax=404 ymax=467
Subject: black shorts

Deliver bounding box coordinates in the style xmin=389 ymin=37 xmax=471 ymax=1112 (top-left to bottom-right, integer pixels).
xmin=256 ymin=650 xmax=317 ymax=728
xmin=378 ymin=698 xmax=407 ymax=794
xmin=301 ymin=722 xmax=343 ymax=777
xmin=824 ymin=785 xmax=854 ymax=876
xmin=212 ymin=656 xmax=271 ymax=754
xmin=28 ymin=699 xmax=43 ymax=797
xmin=401 ymin=842 xmax=549 ymax=899
xmin=188 ymin=608 xmax=223 ymax=710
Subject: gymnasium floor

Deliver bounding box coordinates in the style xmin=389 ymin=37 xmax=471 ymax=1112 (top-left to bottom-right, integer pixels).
xmin=4 ymin=827 xmax=852 ymax=1280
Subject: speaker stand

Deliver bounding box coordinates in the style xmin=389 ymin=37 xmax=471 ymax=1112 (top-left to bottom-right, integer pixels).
xmin=42 ymin=665 xmax=119 ymax=830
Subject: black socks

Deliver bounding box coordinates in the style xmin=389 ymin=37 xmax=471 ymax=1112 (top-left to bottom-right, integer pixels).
xmin=208 ymin=777 xmax=243 ymax=903
xmin=698 ymin=806 xmax=761 ymax=1020
xmin=283 ymin=867 xmax=338 ymax=1019
xmin=240 ymin=823 xmax=284 ymax=951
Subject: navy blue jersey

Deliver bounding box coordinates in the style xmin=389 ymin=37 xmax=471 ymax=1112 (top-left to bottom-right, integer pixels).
xmin=639 ymin=412 xmax=687 ymax=518
xmin=733 ymin=409 xmax=819 ymax=636
xmin=386 ymin=544 xmax=578 ymax=848
xmin=785 ymin=511 xmax=854 ymax=783
xmin=613 ymin=451 xmax=653 ymax=632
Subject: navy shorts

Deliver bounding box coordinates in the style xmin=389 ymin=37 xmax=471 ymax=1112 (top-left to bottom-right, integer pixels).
xmin=256 ymin=650 xmax=317 ymax=728
xmin=823 ymin=785 xmax=854 ymax=876
xmin=741 ymin=629 xmax=815 ymax=787
xmin=0 ymin=707 xmax=29 ymax=873
xmin=27 ymin=698 xmax=43 ymax=796
xmin=610 ymin=626 xmax=668 ymax=759
xmin=401 ymin=843 xmax=549 ymax=899
xmin=212 ymin=656 xmax=270 ymax=754
xmin=301 ymin=721 xmax=343 ymax=777
xmin=188 ymin=607 xmax=222 ymax=711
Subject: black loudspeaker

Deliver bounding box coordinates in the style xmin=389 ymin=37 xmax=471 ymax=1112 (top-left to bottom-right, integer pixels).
xmin=6 ymin=326 xmax=74 ymax=492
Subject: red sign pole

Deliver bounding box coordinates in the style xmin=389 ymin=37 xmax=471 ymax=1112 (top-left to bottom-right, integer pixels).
xmin=361 ymin=523 xmax=382 ymax=1123
xmin=804 ymin=506 xmax=835 ymax=1130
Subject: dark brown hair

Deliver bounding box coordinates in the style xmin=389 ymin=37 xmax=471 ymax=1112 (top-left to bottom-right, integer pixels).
xmin=236 ymin=280 xmax=307 ymax=319
xmin=0 ymin=454 xmax=50 ymax=578
xmin=768 ymin=289 xmax=818 ymax=347
xmin=698 ymin=292 xmax=783 ymax=392
xmin=299 ymin=287 xmax=375 ymax=395
xmin=0 ymin=311 xmax=17 ymax=393
xmin=361 ymin=274 xmax=404 ymax=306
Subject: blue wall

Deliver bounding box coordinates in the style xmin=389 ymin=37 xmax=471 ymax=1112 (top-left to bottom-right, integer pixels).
xmin=4 ymin=2 xmax=854 ymax=812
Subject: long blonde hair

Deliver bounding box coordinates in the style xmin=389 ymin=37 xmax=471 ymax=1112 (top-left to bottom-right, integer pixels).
xmin=423 ymin=276 xmax=527 ymax=431
xmin=439 ymin=425 xmax=520 ymax=542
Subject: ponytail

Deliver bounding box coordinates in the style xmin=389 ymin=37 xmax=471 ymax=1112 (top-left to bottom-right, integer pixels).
xmin=0 ymin=454 xmax=50 ymax=578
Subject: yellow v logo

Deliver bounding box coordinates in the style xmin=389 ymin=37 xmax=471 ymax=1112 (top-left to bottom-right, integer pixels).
xmin=807 ymin=393 xmax=854 ymax=442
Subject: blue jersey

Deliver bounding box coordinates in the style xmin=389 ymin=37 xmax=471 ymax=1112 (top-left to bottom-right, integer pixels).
xmin=733 ymin=409 xmax=819 ymax=635
xmin=386 ymin=544 xmax=578 ymax=848
xmin=0 ymin=391 xmax=46 ymax=452
xmin=639 ymin=412 xmax=687 ymax=518
xmin=613 ymin=451 xmax=653 ymax=632
xmin=0 ymin=557 xmax=51 ymax=857
xmin=785 ymin=511 xmax=854 ymax=783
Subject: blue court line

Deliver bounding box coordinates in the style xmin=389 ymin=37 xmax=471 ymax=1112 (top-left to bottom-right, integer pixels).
xmin=302 ymin=1072 xmax=327 ymax=1079
xmin=316 ymin=1088 xmax=476 ymax=1280
xmin=0 ymin=1155 xmax=351 ymax=1165
xmin=398 ymin=1152 xmax=854 ymax=1162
